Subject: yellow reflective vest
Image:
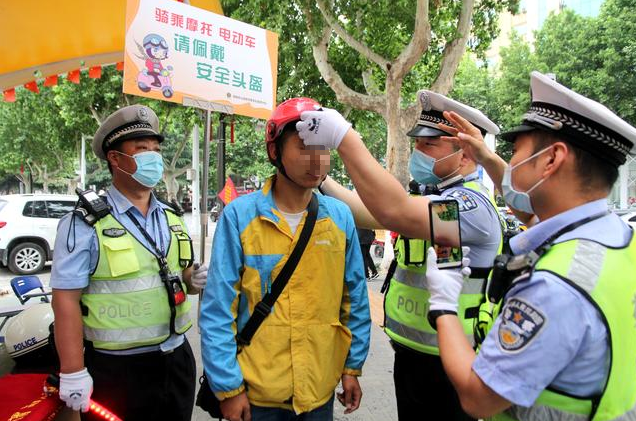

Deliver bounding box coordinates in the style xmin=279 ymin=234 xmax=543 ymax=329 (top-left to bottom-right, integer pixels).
xmin=490 ymin=235 xmax=636 ymax=421
xmin=81 ymin=210 xmax=193 ymax=350
xmin=384 ymin=180 xmax=502 ymax=355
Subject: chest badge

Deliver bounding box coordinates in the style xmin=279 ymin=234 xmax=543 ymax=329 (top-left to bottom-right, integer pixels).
xmin=102 ymin=228 xmax=126 ymax=238
xmin=170 ymin=224 xmax=183 ymax=233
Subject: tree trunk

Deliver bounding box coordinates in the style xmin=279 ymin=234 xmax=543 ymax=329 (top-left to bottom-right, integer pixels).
xmin=163 ymin=172 xmax=180 ymax=202
xmin=385 ymin=74 xmax=411 ymax=186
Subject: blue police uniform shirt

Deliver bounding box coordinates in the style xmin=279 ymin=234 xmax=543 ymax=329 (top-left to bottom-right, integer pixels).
xmin=472 ymin=198 xmax=631 ymax=407
xmin=50 ymin=185 xmax=186 ymax=353
xmin=438 ymin=172 xmax=502 ymax=268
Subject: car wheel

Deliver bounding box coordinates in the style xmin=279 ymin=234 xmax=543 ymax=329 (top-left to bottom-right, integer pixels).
xmin=8 ymin=242 xmax=46 ymax=275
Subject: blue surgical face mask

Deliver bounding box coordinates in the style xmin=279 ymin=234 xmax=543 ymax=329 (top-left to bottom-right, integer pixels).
xmin=408 ymin=148 xmax=461 ymax=185
xmin=116 ymin=151 xmax=164 ymax=188
xmin=501 ymin=146 xmax=553 ymax=214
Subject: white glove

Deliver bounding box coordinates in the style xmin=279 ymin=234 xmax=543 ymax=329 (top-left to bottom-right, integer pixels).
xmin=425 ymin=246 xmax=471 ymax=312
xmin=296 ymin=107 xmax=352 ymax=150
xmin=59 ymin=368 xmax=93 ymax=412
xmin=191 ymin=263 xmax=208 ymax=289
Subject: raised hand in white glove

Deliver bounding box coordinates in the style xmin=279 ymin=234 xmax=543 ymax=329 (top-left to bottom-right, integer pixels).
xmin=425 ymin=246 xmax=471 ymax=313
xmin=296 ymin=107 xmax=352 ymax=150
xmin=191 ymin=263 xmax=208 ymax=289
xmin=59 ymin=368 xmax=93 ymax=412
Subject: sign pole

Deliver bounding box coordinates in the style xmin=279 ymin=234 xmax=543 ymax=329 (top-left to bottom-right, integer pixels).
xmin=216 ymin=114 xmax=227 ymax=212
xmin=200 ymin=110 xmax=211 ymax=263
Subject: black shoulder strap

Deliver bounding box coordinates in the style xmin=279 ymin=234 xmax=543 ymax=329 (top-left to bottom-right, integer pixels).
xmin=236 ymin=194 xmax=319 ymax=347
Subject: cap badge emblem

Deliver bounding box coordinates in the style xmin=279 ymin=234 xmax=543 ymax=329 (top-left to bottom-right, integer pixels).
xmin=419 ymin=92 xmax=432 ymax=111
xmin=137 ymin=107 xmax=150 ymax=122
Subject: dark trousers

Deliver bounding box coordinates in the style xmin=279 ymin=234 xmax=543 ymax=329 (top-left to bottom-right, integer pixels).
xmin=84 ymin=339 xmax=196 ymax=421
xmin=250 ymin=395 xmax=334 ymax=421
xmin=393 ymin=342 xmax=476 ymax=421
xmin=360 ymin=243 xmax=378 ymax=277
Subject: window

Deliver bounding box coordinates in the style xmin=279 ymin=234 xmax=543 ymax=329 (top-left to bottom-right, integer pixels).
xmin=23 ymin=201 xmax=48 ymax=218
xmin=32 ymin=201 xmax=48 ymax=218
xmin=46 ymin=201 xmax=75 ymax=218
xmin=22 ymin=201 xmax=34 ymax=217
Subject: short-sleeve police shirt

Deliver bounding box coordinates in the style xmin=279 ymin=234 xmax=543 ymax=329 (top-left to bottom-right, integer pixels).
xmin=472 ymin=199 xmax=629 ymax=407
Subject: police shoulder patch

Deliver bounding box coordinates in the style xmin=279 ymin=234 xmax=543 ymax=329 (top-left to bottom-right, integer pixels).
xmin=446 ymin=189 xmax=478 ymax=212
xmin=102 ymin=228 xmax=126 ymax=238
xmin=498 ymin=298 xmax=546 ymax=353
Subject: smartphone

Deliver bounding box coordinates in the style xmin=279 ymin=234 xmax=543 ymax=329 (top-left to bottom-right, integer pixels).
xmin=429 ymin=199 xmax=463 ymax=269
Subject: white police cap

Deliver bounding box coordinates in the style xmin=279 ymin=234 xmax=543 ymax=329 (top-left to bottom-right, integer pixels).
xmin=92 ymin=105 xmax=164 ymax=160
xmin=407 ymin=90 xmax=500 ymax=138
xmin=501 ymin=71 xmax=636 ymax=166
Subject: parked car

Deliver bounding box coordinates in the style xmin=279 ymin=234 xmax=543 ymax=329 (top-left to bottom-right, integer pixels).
xmin=620 ymin=211 xmax=636 ymax=229
xmin=0 ymin=194 xmax=77 ymax=275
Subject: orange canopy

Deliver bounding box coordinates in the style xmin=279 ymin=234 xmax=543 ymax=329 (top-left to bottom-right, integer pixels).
xmin=0 ymin=0 xmax=223 ymax=92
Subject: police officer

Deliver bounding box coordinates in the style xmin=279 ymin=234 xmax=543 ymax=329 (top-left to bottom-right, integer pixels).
xmin=424 ymin=71 xmax=636 ymax=420
xmin=301 ymin=92 xmax=502 ymax=420
xmin=50 ymin=105 xmax=208 ymax=421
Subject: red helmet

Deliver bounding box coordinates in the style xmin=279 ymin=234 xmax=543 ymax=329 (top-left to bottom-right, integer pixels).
xmin=265 ymin=97 xmax=320 ymax=143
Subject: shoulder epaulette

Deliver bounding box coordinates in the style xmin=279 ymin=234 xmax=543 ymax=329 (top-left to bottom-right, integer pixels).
xmin=158 ymin=197 xmax=184 ymax=217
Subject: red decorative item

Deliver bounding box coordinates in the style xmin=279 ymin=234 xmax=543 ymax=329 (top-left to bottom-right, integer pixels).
xmin=116 ymin=61 xmax=125 ymax=71
xmin=0 ymin=374 xmax=63 ymax=421
xmin=218 ymin=177 xmax=239 ymax=205
xmin=24 ymin=81 xmax=39 ymax=93
xmin=43 ymin=75 xmax=58 ymax=87
xmin=230 ymin=120 xmax=235 ymax=144
xmin=3 ymin=88 xmax=16 ymax=102
xmin=67 ymin=69 xmax=80 ymax=84
xmin=89 ymin=66 xmax=102 ymax=79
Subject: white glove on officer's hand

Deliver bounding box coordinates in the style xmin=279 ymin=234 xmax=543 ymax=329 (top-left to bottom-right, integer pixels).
xmin=59 ymin=368 xmax=93 ymax=412
xmin=191 ymin=263 xmax=208 ymax=289
xmin=296 ymin=107 xmax=352 ymax=150
xmin=426 ymin=246 xmax=471 ymax=312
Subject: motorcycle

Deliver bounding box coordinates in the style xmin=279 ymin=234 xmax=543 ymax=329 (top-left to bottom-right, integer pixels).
xmin=137 ymin=65 xmax=174 ymax=99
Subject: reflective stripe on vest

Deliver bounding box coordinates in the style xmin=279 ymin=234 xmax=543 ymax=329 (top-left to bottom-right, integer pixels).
xmin=82 ymin=210 xmax=192 ymax=350
xmin=84 ymin=312 xmax=191 ymax=345
xmin=489 ymin=235 xmax=636 ymax=421
xmin=394 ymin=266 xmax=485 ymax=294
xmin=85 ymin=274 xmax=163 ymax=294
xmin=385 ymin=315 xmax=475 ymax=349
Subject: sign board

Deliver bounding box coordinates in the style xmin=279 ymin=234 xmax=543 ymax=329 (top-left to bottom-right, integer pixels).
xmin=123 ymin=0 xmax=278 ymax=119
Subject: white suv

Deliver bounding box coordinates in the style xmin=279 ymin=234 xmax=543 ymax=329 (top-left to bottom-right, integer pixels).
xmin=0 ymin=194 xmax=77 ymax=275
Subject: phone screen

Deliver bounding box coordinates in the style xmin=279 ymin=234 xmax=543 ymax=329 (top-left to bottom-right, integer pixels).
xmin=429 ymin=199 xmax=462 ymax=269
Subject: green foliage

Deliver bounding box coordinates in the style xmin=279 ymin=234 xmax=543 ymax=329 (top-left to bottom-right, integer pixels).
xmin=223 ymin=0 xmax=517 ymax=182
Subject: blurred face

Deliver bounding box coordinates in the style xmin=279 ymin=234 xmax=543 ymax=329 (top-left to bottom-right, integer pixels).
xmin=277 ymin=132 xmax=331 ymax=188
xmin=413 ymin=136 xmax=461 ymax=179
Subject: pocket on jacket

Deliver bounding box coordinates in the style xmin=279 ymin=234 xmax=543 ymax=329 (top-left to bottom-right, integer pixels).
xmin=103 ymin=236 xmax=140 ymax=277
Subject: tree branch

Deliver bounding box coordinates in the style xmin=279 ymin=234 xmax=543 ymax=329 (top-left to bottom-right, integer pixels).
xmin=89 ymin=106 xmax=103 ymax=125
xmin=304 ymin=12 xmax=386 ymax=116
xmin=170 ymin=131 xmax=189 ymax=168
xmin=315 ymin=0 xmax=390 ymax=69
xmin=430 ymin=0 xmax=475 ymax=94
xmin=362 ymin=69 xmax=382 ymax=95
xmin=392 ymin=0 xmax=431 ymax=80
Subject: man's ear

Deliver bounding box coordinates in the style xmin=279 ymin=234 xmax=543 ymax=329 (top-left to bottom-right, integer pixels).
xmin=267 ymin=142 xmax=278 ymax=162
xmin=542 ymin=142 xmax=568 ymax=178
